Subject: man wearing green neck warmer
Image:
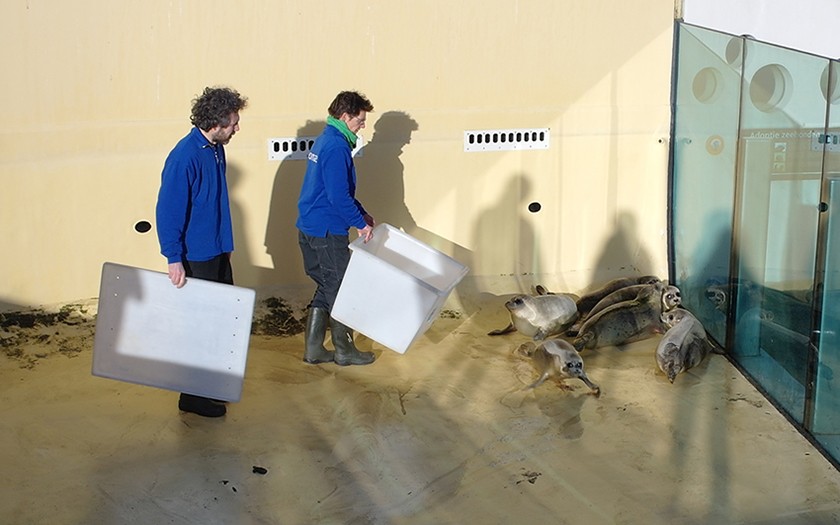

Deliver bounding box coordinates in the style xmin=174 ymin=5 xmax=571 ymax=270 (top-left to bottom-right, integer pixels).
xmin=296 ymin=91 xmax=377 ymax=366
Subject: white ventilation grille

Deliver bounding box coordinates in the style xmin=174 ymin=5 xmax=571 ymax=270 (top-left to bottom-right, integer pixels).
xmin=267 ymin=136 xmax=365 ymax=161
xmin=464 ymin=128 xmax=550 ymax=152
xmin=267 ymin=137 xmax=315 ymax=161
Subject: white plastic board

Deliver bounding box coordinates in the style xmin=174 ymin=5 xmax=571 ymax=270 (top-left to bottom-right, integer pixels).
xmin=92 ymin=262 xmax=255 ymax=402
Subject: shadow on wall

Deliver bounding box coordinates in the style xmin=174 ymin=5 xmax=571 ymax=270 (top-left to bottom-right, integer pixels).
xmin=262 ymin=120 xmax=328 ymax=286
xmin=678 ymin=210 xmax=735 ymax=343
xmin=470 ymin=174 xmax=537 ymax=293
xmin=355 ymin=111 xmax=420 ymax=232
xmin=354 ymin=111 xmax=476 ymax=316
xmin=588 ymin=210 xmax=655 ymax=287
xmin=227 ymin=161 xmax=251 ymax=283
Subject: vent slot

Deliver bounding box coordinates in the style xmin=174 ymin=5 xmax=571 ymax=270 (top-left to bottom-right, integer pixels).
xmin=464 ymin=128 xmax=550 ymax=152
xmin=267 ymin=136 xmax=365 ymax=160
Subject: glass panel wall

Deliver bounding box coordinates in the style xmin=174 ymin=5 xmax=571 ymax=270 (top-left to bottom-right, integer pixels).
xmin=730 ymin=38 xmax=826 ymax=422
xmin=812 ymin=61 xmax=840 ymax=459
xmin=670 ymin=24 xmax=741 ymax=345
xmin=672 ymin=23 xmax=840 ymax=465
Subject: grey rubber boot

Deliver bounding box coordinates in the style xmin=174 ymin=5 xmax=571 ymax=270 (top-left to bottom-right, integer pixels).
xmin=330 ymin=318 xmax=375 ymax=366
xmin=303 ymin=307 xmax=334 ymax=364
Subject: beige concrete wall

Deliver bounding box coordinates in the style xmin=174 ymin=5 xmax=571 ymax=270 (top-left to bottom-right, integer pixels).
xmin=0 ymin=0 xmax=676 ymax=310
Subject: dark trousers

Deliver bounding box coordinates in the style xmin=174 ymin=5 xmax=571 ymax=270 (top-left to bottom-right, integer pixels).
xmin=184 ymin=254 xmax=234 ymax=285
xmin=298 ymin=230 xmax=350 ymax=311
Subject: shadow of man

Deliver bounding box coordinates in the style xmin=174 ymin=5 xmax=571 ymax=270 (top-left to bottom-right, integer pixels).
xmin=677 ymin=209 xmax=734 ymax=343
xmin=355 ymin=110 xmax=419 ymax=230
xmin=356 ymin=111 xmax=476 ymax=317
xmin=471 ymin=173 xmax=537 ymax=291
xmin=227 ymin=162 xmax=255 ymax=282
xmin=264 ymin=120 xmax=326 ymax=285
xmin=589 ymin=210 xmax=654 ymax=286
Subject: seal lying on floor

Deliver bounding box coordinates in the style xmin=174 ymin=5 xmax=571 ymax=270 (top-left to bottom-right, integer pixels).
xmin=575 ymin=275 xmax=661 ymax=318
xmin=572 ymin=283 xmax=667 ymax=351
xmin=567 ymin=283 xmax=682 ymax=336
xmin=515 ymin=339 xmax=600 ymax=394
xmin=656 ymin=308 xmax=717 ymax=383
xmin=488 ymin=292 xmax=578 ymax=341
xmin=590 ymin=283 xmax=681 ymax=320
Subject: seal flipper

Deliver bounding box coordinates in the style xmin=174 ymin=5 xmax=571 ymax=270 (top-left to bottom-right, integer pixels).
xmin=578 ymin=374 xmax=601 ymax=395
xmin=573 ymin=332 xmax=593 ymax=351
xmin=708 ymin=338 xmax=725 ymax=355
xmin=534 ymin=284 xmax=555 ymax=296
xmin=488 ymin=322 xmax=516 ymax=336
xmin=515 ymin=341 xmax=537 ymax=358
xmin=524 ymin=371 xmax=551 ymax=390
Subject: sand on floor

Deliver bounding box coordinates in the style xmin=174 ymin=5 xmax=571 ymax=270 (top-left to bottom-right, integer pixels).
xmin=2 ymin=295 xmax=840 ymax=525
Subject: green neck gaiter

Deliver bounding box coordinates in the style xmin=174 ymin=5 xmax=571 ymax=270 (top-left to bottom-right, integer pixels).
xmin=327 ymin=115 xmax=357 ymax=148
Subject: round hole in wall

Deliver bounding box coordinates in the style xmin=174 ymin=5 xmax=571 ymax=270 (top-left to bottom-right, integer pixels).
xmin=820 ymin=62 xmax=840 ymax=104
xmin=725 ymin=37 xmax=744 ymax=68
xmin=692 ymin=67 xmax=723 ymax=103
xmin=749 ymin=64 xmax=792 ymax=112
xmin=528 ymin=202 xmax=542 ymax=213
xmin=134 ymin=220 xmax=152 ymax=234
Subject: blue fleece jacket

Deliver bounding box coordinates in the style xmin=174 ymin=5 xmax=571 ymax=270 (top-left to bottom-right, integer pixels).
xmin=296 ymin=124 xmax=367 ymax=236
xmin=156 ymin=126 xmax=234 ymax=264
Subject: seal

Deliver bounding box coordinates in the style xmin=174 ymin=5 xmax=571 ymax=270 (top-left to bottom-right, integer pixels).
xmin=705 ymin=278 xmax=813 ymax=337
xmin=567 ymin=282 xmax=681 ymax=336
xmin=488 ymin=292 xmax=578 ymax=341
xmin=572 ymin=283 xmax=667 ymax=351
xmin=515 ymin=339 xmax=600 ymax=394
xmin=595 ymin=283 xmax=680 ymax=317
xmin=656 ymin=308 xmax=716 ymax=383
xmin=661 ymin=284 xmax=682 ymax=311
xmin=575 ymin=275 xmax=661 ymax=318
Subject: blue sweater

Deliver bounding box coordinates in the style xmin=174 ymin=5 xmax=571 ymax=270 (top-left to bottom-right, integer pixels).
xmin=156 ymin=126 xmax=234 ymax=264
xmin=296 ymin=124 xmax=367 ymax=236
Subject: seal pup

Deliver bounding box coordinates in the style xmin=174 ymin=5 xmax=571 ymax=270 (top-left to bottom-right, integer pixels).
xmin=515 ymin=339 xmax=600 ymax=394
xmin=488 ymin=292 xmax=579 ymax=341
xmin=567 ymin=283 xmax=681 ymax=336
xmin=575 ymin=275 xmax=661 ymax=318
xmin=573 ymin=284 xmax=667 ymax=351
xmin=592 ymin=283 xmax=680 ymax=319
xmin=656 ymin=308 xmax=717 ymax=383
xmin=661 ymin=285 xmax=682 ymax=311
xmin=705 ymin=284 xmax=729 ymax=313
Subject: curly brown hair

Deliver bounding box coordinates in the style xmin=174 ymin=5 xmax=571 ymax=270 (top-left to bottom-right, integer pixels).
xmin=190 ymin=87 xmax=248 ymax=131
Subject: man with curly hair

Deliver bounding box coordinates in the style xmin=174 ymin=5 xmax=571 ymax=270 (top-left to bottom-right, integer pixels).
xmin=155 ymin=86 xmax=248 ymax=417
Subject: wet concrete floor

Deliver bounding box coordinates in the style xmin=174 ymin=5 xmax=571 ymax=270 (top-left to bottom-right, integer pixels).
xmin=2 ymin=297 xmax=840 ymax=524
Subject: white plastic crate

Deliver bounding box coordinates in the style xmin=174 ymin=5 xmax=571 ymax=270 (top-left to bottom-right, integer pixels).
xmin=332 ymin=224 xmax=469 ymax=354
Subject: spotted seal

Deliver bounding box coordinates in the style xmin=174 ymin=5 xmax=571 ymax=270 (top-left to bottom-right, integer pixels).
xmin=515 ymin=339 xmax=600 ymax=394
xmin=572 ymin=283 xmax=667 ymax=351
xmin=656 ymin=308 xmax=716 ymax=383
xmin=575 ymin=275 xmax=661 ymax=318
xmin=568 ymin=283 xmax=681 ymax=336
xmin=488 ymin=292 xmax=579 ymax=341
xmin=594 ymin=283 xmax=681 ymax=319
